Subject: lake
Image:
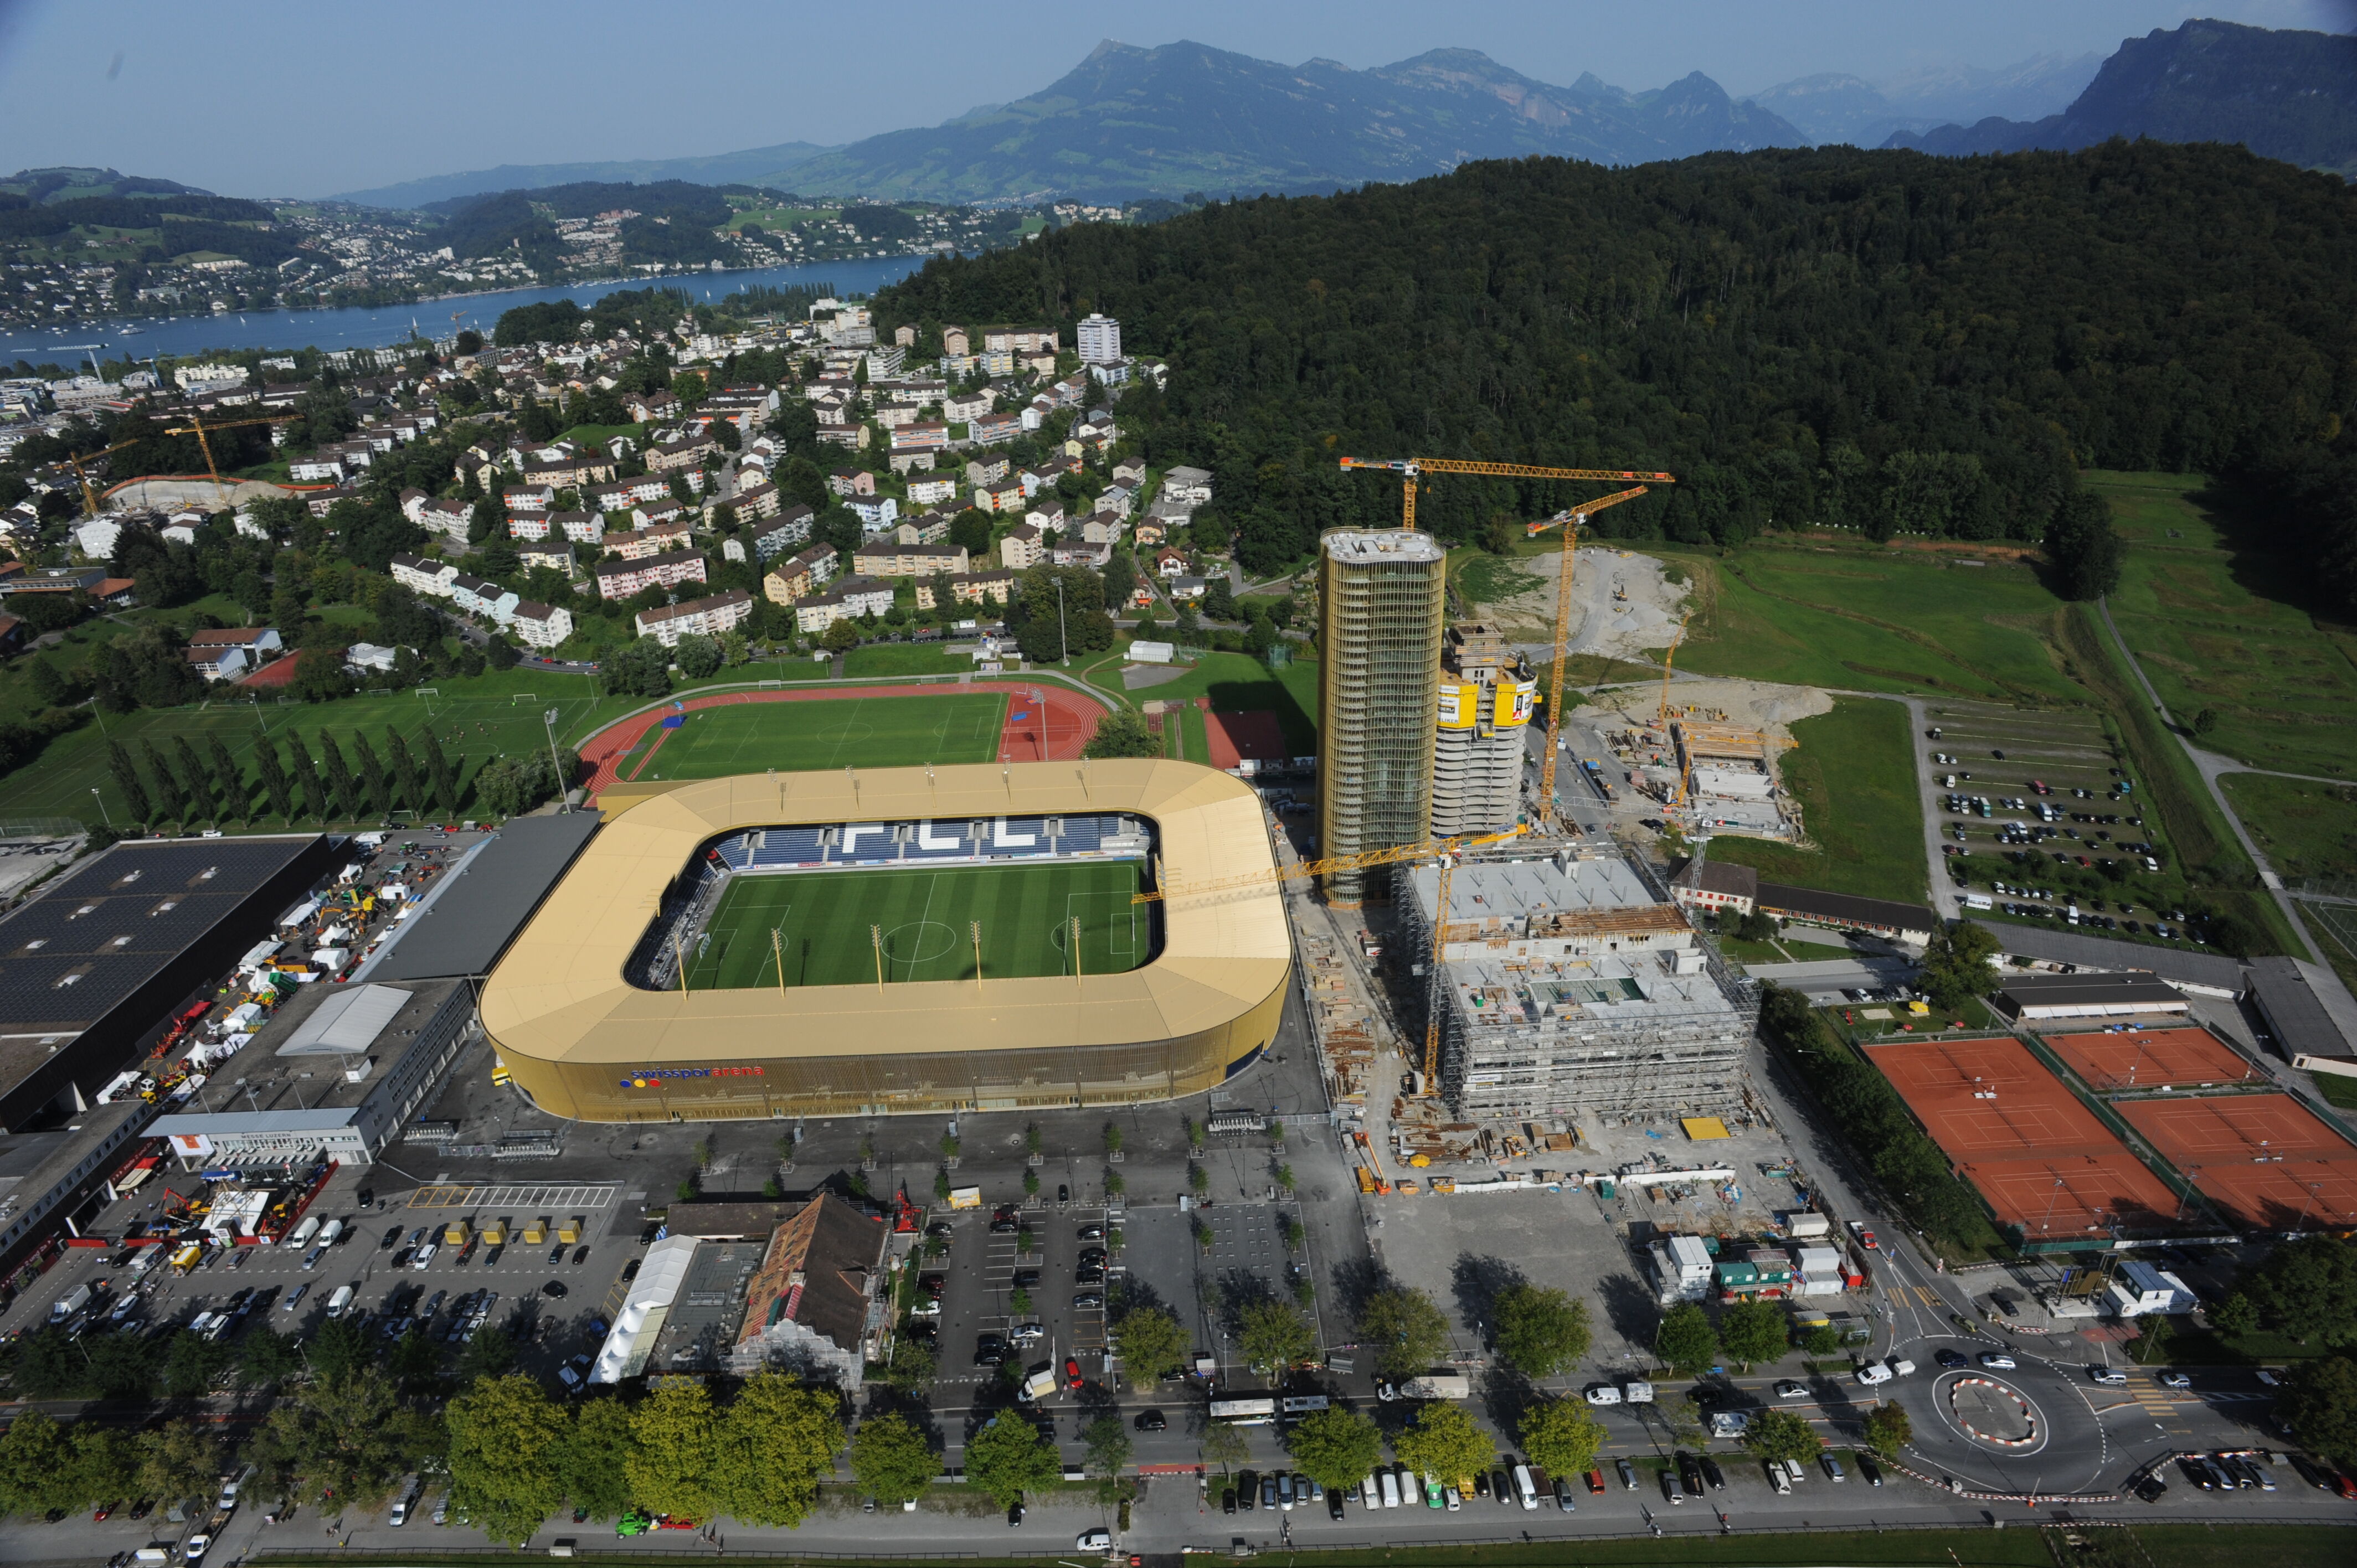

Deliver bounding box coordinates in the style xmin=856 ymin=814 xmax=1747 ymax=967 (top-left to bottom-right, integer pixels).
xmin=1 ymin=253 xmax=936 ymax=367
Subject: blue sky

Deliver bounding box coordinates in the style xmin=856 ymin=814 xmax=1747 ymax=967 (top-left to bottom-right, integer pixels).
xmin=0 ymin=0 xmax=2347 ymax=197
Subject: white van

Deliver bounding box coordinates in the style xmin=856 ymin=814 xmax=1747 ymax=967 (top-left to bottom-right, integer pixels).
xmin=1378 ymin=1469 xmax=1400 ymax=1508
xmin=317 ymin=1218 xmax=344 ymax=1246
xmin=1360 ymin=1474 xmax=1380 ymax=1508
xmin=1512 ymin=1464 xmax=1538 ymax=1510
xmin=286 ymin=1216 xmax=321 ymax=1247
xmin=389 ymin=1480 xmax=419 ymax=1527
xmin=325 ymin=1285 xmax=356 ymax=1319
xmin=1621 ymin=1380 xmax=1655 ymax=1404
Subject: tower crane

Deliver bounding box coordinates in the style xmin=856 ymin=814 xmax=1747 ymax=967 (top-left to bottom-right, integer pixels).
xmin=1656 ymin=610 xmax=1693 ymax=728
xmin=59 ymin=437 xmax=151 ymax=518
xmin=163 ymin=412 xmax=297 ymax=509
xmin=1524 ymin=485 xmax=1656 ymax=824
xmin=1338 ymin=456 xmax=1677 ymax=828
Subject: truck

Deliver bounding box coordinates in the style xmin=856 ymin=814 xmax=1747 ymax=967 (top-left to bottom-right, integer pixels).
xmin=48 ymin=1282 xmax=95 ymax=1323
xmin=286 ymin=1216 xmax=321 ymax=1247
xmin=1018 ymin=1363 xmax=1059 ymax=1402
xmin=1378 ymin=1371 xmax=1471 ymax=1401
xmin=325 ymin=1285 xmax=357 ymax=1319
xmin=316 ymin=1218 xmax=344 ymax=1246
xmin=946 ymin=1187 xmax=982 ymax=1210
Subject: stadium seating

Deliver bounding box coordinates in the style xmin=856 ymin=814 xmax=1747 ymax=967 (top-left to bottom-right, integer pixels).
xmin=710 ymin=816 xmax=1149 ymax=871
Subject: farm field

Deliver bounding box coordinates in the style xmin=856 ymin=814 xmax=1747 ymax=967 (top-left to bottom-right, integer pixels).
xmin=626 ymin=694 xmax=1006 ymax=780
xmin=2217 ymin=772 xmax=2357 ymax=884
xmin=683 ymin=860 xmax=1148 ymax=989
xmin=1663 ymin=543 xmax=2081 ymax=703
xmin=2090 ymin=470 xmax=2357 ymax=780
xmin=1699 ymin=697 xmax=1930 ymax=905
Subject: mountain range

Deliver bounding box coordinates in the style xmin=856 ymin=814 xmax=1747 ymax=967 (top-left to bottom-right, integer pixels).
xmin=1883 ymin=19 xmax=2357 ymax=178
xmin=1747 ymin=52 xmax=2102 ymax=147
xmin=328 ymin=142 xmax=835 ymax=211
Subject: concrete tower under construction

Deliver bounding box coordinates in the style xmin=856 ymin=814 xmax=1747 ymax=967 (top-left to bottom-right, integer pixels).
xmin=1430 ymin=621 xmax=1534 ymax=838
xmin=1316 ymin=529 xmax=1447 ymax=904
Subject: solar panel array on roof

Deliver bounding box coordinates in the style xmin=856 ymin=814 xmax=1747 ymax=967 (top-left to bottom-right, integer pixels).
xmin=0 ymin=837 xmax=325 ymax=1033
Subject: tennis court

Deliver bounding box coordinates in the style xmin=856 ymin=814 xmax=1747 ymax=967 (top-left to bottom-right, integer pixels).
xmin=2042 ymin=1027 xmax=2258 ymax=1092
xmin=1866 ymin=1035 xmax=2188 ymax=1237
xmin=681 ymin=860 xmax=1149 ymax=991
xmin=2115 ymin=1092 xmax=2357 ymax=1230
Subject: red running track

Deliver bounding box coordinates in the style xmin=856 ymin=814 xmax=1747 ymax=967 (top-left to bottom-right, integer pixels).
xmin=579 ymin=681 xmax=1111 ymax=800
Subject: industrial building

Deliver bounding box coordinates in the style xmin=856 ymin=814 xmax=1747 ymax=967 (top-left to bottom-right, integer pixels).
xmin=0 ymin=836 xmax=333 ymax=1131
xmin=145 ymin=978 xmax=477 ymax=1170
xmin=1429 ymin=622 xmax=1534 ymax=838
xmin=1399 ymin=843 xmax=1754 ymax=1117
xmin=1315 ymin=528 xmax=1447 ymax=904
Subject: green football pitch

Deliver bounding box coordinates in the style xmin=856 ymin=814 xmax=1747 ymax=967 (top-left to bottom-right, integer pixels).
xmin=682 ymin=860 xmax=1150 ymax=989
xmin=627 ymin=694 xmax=1009 ymax=780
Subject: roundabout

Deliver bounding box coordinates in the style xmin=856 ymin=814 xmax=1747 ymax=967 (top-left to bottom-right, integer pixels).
xmin=1946 ymin=1375 xmax=2043 ymax=1451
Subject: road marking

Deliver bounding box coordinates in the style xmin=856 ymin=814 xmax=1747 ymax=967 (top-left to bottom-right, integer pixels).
xmin=405 ymin=1183 xmax=617 ymax=1209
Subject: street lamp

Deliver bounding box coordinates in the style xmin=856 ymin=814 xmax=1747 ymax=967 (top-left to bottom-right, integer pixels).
xmin=89 ymin=787 xmax=112 ymax=830
xmin=1054 ymin=576 xmax=1068 ymax=666
xmin=543 ymin=708 xmax=567 ymax=812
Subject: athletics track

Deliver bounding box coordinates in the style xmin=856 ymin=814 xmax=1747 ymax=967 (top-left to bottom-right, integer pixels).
xmin=578 ymin=681 xmax=1110 ymax=800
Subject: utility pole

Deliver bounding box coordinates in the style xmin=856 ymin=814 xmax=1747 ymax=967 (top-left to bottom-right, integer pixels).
xmin=543 ymin=708 xmax=567 ymax=811
xmin=89 ymin=787 xmax=112 ymax=830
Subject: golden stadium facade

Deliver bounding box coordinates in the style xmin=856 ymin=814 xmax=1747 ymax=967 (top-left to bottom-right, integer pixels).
xmin=481 ymin=759 xmax=1290 ymax=1121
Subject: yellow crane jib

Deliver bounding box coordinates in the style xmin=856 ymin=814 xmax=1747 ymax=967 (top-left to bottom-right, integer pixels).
xmin=1133 ymin=826 xmax=1522 ymax=906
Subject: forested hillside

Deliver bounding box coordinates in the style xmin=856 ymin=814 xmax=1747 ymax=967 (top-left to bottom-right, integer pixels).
xmin=876 ymin=142 xmax=2357 ymax=610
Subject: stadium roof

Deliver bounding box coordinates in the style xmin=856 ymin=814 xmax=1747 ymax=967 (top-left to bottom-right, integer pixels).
xmin=355 ymin=813 xmax=601 ymax=982
xmin=481 ymin=760 xmax=1288 ymax=1070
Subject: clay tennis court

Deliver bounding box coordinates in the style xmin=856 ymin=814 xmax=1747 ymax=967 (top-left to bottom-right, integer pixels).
xmin=1867 ymin=1036 xmax=2187 ymax=1237
xmin=2114 ymin=1093 xmax=2357 ymax=1230
xmin=2043 ymin=1028 xmax=2257 ymax=1092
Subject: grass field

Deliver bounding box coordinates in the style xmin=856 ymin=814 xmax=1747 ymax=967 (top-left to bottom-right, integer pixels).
xmin=2092 ymin=470 xmax=2357 ymax=780
xmin=1701 ymin=698 xmax=1931 ymax=904
xmin=682 ymin=862 xmax=1148 ymax=989
xmin=631 ymin=694 xmax=1006 ymax=781
xmin=2220 ymin=772 xmax=2357 ymax=884
xmin=1665 ymin=542 xmax=2082 ymax=702
xmin=1082 ymin=644 xmax=1321 ymax=752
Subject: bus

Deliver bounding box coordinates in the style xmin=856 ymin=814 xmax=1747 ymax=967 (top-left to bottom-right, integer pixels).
xmin=1280 ymin=1395 xmax=1331 ymax=1417
xmin=1207 ymin=1396 xmax=1278 ymax=1426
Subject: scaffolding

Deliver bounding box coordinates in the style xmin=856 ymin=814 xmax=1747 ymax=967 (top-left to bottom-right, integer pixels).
xmin=1397 ymin=839 xmax=1756 ymax=1118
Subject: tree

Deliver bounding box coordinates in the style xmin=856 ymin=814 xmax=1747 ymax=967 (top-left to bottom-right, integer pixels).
xmin=2044 ymin=491 xmax=2123 ymax=601
xmin=1518 ymin=1398 xmax=1604 ymax=1481
xmin=675 ymin=633 xmax=723 ymax=679
xmin=2210 ymin=1292 xmax=2260 ymax=1337
xmin=1112 ymin=1304 xmax=1188 ymax=1383
xmin=205 ymin=734 xmax=246 ymax=822
xmin=1082 ymin=1414 xmax=1134 ymax=1505
xmin=420 ymin=729 xmax=460 ymax=817
xmin=0 ymin=1409 xmax=76 ymax=1518
xmin=626 ymin=1379 xmax=718 ymax=1523
xmin=879 ymin=1332 xmax=937 ymax=1392
xmin=446 ymin=1374 xmax=571 ymax=1546
xmin=1238 ymin=1298 xmax=1316 ymax=1376
xmin=560 ymin=1397 xmax=638 ymax=1521
xmin=1202 ymin=1420 xmax=1250 ymax=1474
xmin=2193 ymin=707 xmax=2220 ymax=737
xmin=851 ymin=1411 xmax=941 ymax=1508
xmin=1919 ymin=920 xmax=2002 ymax=1016
xmin=2130 ymin=1311 xmax=2175 ymax=1365
xmin=384 ymin=728 xmax=421 ymax=814
xmin=141 ymin=739 xmax=185 ymax=823
xmin=1655 ymin=1303 xmax=1718 ymax=1375
xmin=2279 ymin=1353 xmax=2357 ymax=1471
xmin=1393 ymin=1402 xmax=1495 ymax=1485
xmin=1284 ymin=1406 xmax=1382 ymax=1493
xmin=106 ymin=740 xmax=151 ymax=824
xmin=1358 ymin=1285 xmax=1451 ymax=1380
xmin=136 ymin=1419 xmax=221 ymax=1512
xmin=291 ymin=643 xmax=355 ymax=702
xmin=2239 ymin=1236 xmax=2357 ymax=1348
xmin=174 ymin=736 xmax=216 ymax=822
xmin=1742 ymin=1407 xmax=1822 ymax=1466
xmin=964 ymin=1415 xmax=1061 ymax=1508
xmin=350 ymin=731 xmax=392 ymax=816
xmin=1083 ymin=706 xmax=1161 ymax=759
xmin=316 ymin=730 xmax=359 ymax=818
xmin=1718 ymin=1298 xmax=1790 ymax=1369
xmin=62 ymin=1423 xmax=137 ymax=1514
xmin=1862 ymin=1402 xmax=1913 ymax=1459
xmin=287 ymin=733 xmax=330 ymax=821
xmin=822 ymin=617 xmax=862 ymax=653
xmin=249 ymin=1368 xmax=439 ymax=1514
xmin=606 ymin=636 xmax=673 ymax=697
xmin=163 ymin=1327 xmax=235 ymax=1397
xmin=1491 ymin=1285 xmax=1591 ymax=1379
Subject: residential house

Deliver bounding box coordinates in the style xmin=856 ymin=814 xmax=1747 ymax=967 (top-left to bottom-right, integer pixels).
xmin=847 ymin=495 xmax=899 ymax=533
xmin=970 ymin=411 xmax=1021 ymax=446
xmin=183 ymin=643 xmax=251 ymax=683
xmin=647 ymin=433 xmax=718 ymax=472
xmin=891 ymin=421 xmax=948 ymax=455
xmin=1168 ymin=575 xmax=1208 ymax=601
xmin=1144 ymin=498 xmax=1191 ymax=531
xmin=763 ymin=544 xmax=837 ymax=606
xmin=636 ymin=588 xmax=754 ymax=647
xmin=941 ymin=326 xmax=970 ymax=356
xmin=851 ymin=542 xmax=969 ymax=579
xmin=1080 ymin=514 xmax=1125 ymax=546
xmin=503 ymin=484 xmax=554 ymax=513
xmin=450 ymin=575 xmax=521 ymax=623
xmin=949 ymin=569 xmax=1019 ymax=607
xmin=631 ymin=497 xmax=690 ymax=530
xmin=1052 ymin=539 xmax=1111 ymax=568
xmin=508 ymin=512 xmax=553 ymax=541
xmin=390 ymin=553 xmax=459 ymax=598
xmin=614 ymin=520 xmax=695 ymax=560
xmin=1000 ymin=524 xmax=1044 ymax=570
xmin=594 ymin=548 xmax=708 ymax=601
xmin=828 ymin=468 xmax=876 ymax=498
xmin=1155 ymin=548 xmax=1191 ymax=579
xmin=1162 ymin=465 xmax=1214 ymax=506
xmin=907 ymin=474 xmax=960 ymax=508
xmin=518 ymin=543 xmax=575 ymax=575
xmin=289 ymin=453 xmax=346 ymax=483
xmin=1131 ymin=519 xmax=1167 ymax=549
xmin=622 ymin=388 xmax=679 ymax=423
xmin=733 ymin=481 xmax=783 ymax=520
xmin=1023 ymin=501 xmax=1066 ymax=537
xmin=303 ymin=486 xmax=360 ymax=518
xmin=586 ymin=476 xmax=671 ymax=512
xmin=512 ymin=600 xmax=574 ymax=649
xmin=551 ymin=510 xmax=604 ymax=546
xmin=976 ymin=480 xmax=1026 ymax=515
xmin=187 ymin=626 xmax=284 ymax=659
xmin=417 ymin=497 xmax=473 ymax=543
xmin=1095 ymin=483 xmax=1136 ymax=518
xmin=965 ymin=455 xmax=1010 ymax=487
xmin=893 ymin=512 xmax=951 ymax=546
xmin=794 ymin=576 xmax=894 ymax=634
xmin=730 ymin=506 xmax=813 ymax=564
xmin=981 ymin=327 xmax=1058 ymax=354
xmin=1111 ymin=457 xmax=1146 ymax=487
xmin=943 ymin=387 xmax=993 ymax=423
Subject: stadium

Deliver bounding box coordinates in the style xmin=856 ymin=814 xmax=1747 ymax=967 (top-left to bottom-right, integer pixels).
xmin=480 ymin=759 xmax=1290 ymax=1121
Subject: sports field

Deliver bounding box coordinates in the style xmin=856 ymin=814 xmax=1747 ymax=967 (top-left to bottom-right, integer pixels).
xmin=681 ymin=860 xmax=1150 ymax=989
xmin=2114 ymin=1092 xmax=2357 ymax=1231
xmin=2042 ymin=1028 xmax=2258 ymax=1092
xmin=621 ymin=694 xmax=1008 ymax=782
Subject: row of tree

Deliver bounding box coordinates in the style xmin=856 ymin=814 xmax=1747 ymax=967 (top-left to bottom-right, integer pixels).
xmin=95 ymin=723 xmax=548 ymax=829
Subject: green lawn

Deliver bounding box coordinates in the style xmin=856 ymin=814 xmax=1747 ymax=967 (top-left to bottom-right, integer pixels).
xmin=0 ymin=668 xmax=624 ymax=830
xmin=2220 ymin=772 xmax=2357 ymax=884
xmin=841 ymin=644 xmax=978 ymax=679
xmin=1701 ymin=697 xmax=1930 ymax=904
xmin=636 ymin=694 xmax=1006 ymax=780
xmin=682 ymin=860 xmax=1147 ymax=989
xmin=2092 ymin=470 xmax=2357 ymax=779
xmin=1666 ymin=542 xmax=2082 ymax=702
